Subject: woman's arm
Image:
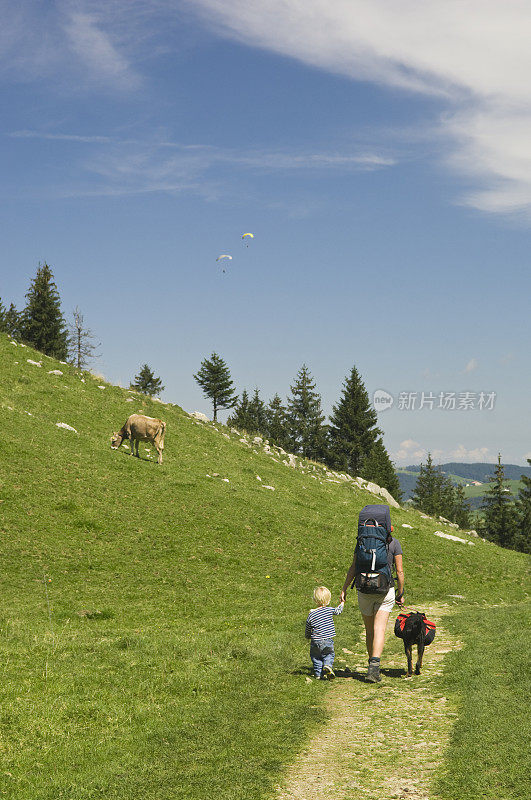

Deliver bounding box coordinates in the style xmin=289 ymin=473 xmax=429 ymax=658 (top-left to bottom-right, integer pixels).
xmin=340 ymin=556 xmax=356 ymax=603
xmin=394 ymin=553 xmax=405 ymax=605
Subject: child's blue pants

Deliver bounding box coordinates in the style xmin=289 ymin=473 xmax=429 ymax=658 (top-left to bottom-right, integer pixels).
xmin=310 ymin=638 xmax=335 ymax=678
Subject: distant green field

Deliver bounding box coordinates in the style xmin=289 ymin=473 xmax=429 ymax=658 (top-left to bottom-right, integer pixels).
xmin=1 ymin=333 xmax=530 ymax=800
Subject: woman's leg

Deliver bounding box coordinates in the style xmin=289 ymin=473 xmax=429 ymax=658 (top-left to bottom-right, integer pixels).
xmin=362 ymin=614 xmax=375 ymax=657
xmin=371 ymin=607 xmax=391 ymax=658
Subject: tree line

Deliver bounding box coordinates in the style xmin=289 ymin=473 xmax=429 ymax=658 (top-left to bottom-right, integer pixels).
xmin=411 ymin=453 xmax=530 ymax=554
xmin=192 ymin=353 xmax=401 ymax=501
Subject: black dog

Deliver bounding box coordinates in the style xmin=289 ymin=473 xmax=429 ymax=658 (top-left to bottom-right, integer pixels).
xmin=394 ymin=611 xmax=436 ymax=677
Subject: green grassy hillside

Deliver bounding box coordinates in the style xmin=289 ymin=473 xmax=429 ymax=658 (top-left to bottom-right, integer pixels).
xmin=1 ymin=334 xmax=530 ymax=800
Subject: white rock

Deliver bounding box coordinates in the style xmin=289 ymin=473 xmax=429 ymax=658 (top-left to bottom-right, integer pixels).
xmin=222 ymin=478 xmax=229 ymax=483
xmin=9 ymin=341 xmax=17 ymax=346
xmin=206 ymin=474 xmax=211 ymax=478
xmin=439 ymin=516 xmax=451 ymax=524
xmin=56 ymin=422 xmax=78 ymax=434
xmin=97 ymin=385 xmax=105 ymax=390
xmin=448 ymin=522 xmax=459 ymax=529
xmin=256 ymin=476 xmax=262 ymax=481
xmin=253 ymin=436 xmax=263 ymax=445
xmin=48 ymin=370 xmax=63 ymax=376
xmin=14 ymin=361 xmax=18 ymax=364
xmin=80 ymin=378 xmax=85 ymax=383
xmin=59 ymin=360 xmax=67 ymax=364
xmin=222 ymin=433 xmax=230 ymax=440
xmin=434 ymin=531 xmax=474 ymax=545
xmin=126 ymin=397 xmax=134 ymax=402
xmin=19 ymin=343 xmax=26 ymax=347
xmin=190 ymin=411 xmax=209 ymax=422
xmin=448 ymin=594 xmax=465 ymax=599
xmin=420 ymin=514 xmax=431 ymax=519
xmin=24 ymin=411 xmax=33 ymax=416
xmin=262 ymin=485 xmax=275 ymax=491
xmin=288 ymin=454 xmax=297 ymax=467
xmin=263 ymin=444 xmax=271 ymax=453
xmin=467 ymin=530 xmax=479 ymax=538
xmin=364 ymin=481 xmax=400 ymax=508
xmin=27 ymin=359 xmax=42 ymax=367
xmin=230 ymin=427 xmax=239 ymax=435
xmin=402 ymin=524 xmax=413 ymax=529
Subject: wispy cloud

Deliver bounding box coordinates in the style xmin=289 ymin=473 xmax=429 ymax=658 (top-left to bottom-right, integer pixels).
xmin=187 ymin=1 xmax=531 ymax=218
xmin=449 ymin=445 xmax=490 ymax=462
xmin=463 ymin=358 xmax=478 ymax=374
xmin=8 ymin=131 xmax=393 ymax=198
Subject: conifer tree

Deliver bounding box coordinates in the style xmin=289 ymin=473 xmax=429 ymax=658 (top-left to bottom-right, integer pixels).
xmin=480 ymin=455 xmax=518 ymax=548
xmin=514 ymin=459 xmax=531 ymax=554
xmin=328 ymin=365 xmax=380 ymax=476
xmin=228 ymin=390 xmax=252 ymax=432
xmin=265 ymin=394 xmax=291 ymax=450
xmin=286 ymin=364 xmax=327 ymax=459
xmin=67 ymin=307 xmax=100 ymax=369
xmin=248 ymin=388 xmax=267 ymax=434
xmin=411 ymin=453 xmax=442 ymax=516
xmin=4 ymin=303 xmax=22 ymax=338
xmin=361 ymin=438 xmax=402 ymax=501
xmin=0 ymin=298 xmax=6 ymax=332
xmin=20 ymin=263 xmax=67 ymax=358
xmin=452 ymin=484 xmax=472 ymax=530
xmin=131 ymin=364 xmax=164 ymax=397
xmin=194 ymin=352 xmax=237 ymax=422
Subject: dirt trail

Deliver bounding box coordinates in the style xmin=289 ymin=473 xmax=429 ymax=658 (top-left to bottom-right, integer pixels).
xmin=275 ymin=604 xmax=461 ymax=800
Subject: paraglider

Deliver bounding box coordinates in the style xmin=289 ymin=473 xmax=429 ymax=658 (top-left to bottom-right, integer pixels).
xmin=242 ymin=232 xmax=254 ymax=247
xmin=216 ymin=254 xmax=232 ymax=273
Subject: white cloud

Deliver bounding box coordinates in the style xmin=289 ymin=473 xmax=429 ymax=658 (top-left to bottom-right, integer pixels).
xmin=464 ymin=358 xmax=478 ymax=374
xmin=8 ymin=132 xmax=392 ymax=197
xmin=188 ymin=1 xmax=531 ymax=217
xmin=523 ymin=452 xmax=531 ymax=462
xmin=449 ymin=445 xmax=490 ymax=462
xmin=392 ymin=439 xmax=426 ymax=463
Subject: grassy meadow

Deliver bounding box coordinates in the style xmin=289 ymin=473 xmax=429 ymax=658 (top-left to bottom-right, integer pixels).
xmin=1 ymin=333 xmax=529 ymax=799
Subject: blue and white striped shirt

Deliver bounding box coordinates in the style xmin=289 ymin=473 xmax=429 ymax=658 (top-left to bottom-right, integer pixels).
xmin=305 ymin=603 xmax=344 ymax=641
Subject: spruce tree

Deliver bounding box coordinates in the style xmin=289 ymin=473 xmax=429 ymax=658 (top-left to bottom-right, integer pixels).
xmin=286 ymin=365 xmax=327 ymax=459
xmin=452 ymin=484 xmax=472 ymax=530
xmin=0 ymin=298 xmax=6 ymax=332
xmin=4 ymin=303 xmax=22 ymax=338
xmin=514 ymin=459 xmax=531 ymax=554
xmin=194 ymin=352 xmax=237 ymax=422
xmin=265 ymin=394 xmax=291 ymax=450
xmin=411 ymin=453 xmax=441 ymax=516
xmin=361 ymin=438 xmax=402 ymax=501
xmin=248 ymin=388 xmax=267 ymax=435
xmin=480 ymin=455 xmax=518 ymax=548
xmin=328 ymin=365 xmax=380 ymax=476
xmin=20 ymin=262 xmax=67 ymax=358
xmin=67 ymin=307 xmax=100 ymax=369
xmin=227 ymin=390 xmax=252 ymax=431
xmin=131 ymin=364 xmax=164 ymax=397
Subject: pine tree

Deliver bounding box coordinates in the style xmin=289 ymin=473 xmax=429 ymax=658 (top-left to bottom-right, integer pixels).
xmin=328 ymin=365 xmax=380 ymax=476
xmin=514 ymin=459 xmax=531 ymax=554
xmin=4 ymin=303 xmax=22 ymax=338
xmin=20 ymin=263 xmax=67 ymax=358
xmin=439 ymin=474 xmax=457 ymax=519
xmin=194 ymin=353 xmax=237 ymax=422
xmin=265 ymin=394 xmax=291 ymax=450
xmin=67 ymin=307 xmax=100 ymax=369
xmin=228 ymin=390 xmax=252 ymax=431
xmin=131 ymin=364 xmax=164 ymax=397
xmin=361 ymin=438 xmax=402 ymax=501
xmin=411 ymin=453 xmax=442 ymax=516
xmin=286 ymin=365 xmax=327 ymax=459
xmin=480 ymin=455 xmax=518 ymax=548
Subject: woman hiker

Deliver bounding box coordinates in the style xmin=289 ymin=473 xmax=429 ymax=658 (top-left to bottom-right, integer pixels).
xmin=340 ymin=504 xmax=405 ymax=683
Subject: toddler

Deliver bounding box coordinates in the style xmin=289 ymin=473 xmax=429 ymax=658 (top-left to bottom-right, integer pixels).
xmin=305 ymin=586 xmax=344 ymax=679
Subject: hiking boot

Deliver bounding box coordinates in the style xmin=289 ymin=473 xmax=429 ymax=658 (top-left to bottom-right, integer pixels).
xmin=366 ymin=663 xmax=381 ymax=683
xmin=322 ymin=666 xmax=335 ymax=680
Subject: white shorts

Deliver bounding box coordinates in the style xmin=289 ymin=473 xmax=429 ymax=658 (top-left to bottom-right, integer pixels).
xmin=357 ymin=586 xmax=395 ymax=616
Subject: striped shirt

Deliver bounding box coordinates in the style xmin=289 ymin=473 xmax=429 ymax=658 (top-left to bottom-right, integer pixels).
xmin=305 ymin=603 xmax=344 ymax=641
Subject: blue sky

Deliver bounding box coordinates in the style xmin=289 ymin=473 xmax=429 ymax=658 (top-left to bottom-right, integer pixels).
xmin=1 ymin=1 xmax=530 ymax=466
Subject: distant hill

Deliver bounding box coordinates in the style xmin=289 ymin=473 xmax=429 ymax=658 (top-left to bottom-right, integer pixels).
xmin=398 ymin=462 xmax=531 ymax=503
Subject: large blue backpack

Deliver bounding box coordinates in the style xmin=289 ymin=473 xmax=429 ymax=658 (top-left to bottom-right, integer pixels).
xmin=353 ymin=505 xmax=392 ymax=594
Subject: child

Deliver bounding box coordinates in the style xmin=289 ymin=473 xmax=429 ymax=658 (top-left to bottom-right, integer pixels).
xmin=305 ymin=586 xmax=344 ymax=679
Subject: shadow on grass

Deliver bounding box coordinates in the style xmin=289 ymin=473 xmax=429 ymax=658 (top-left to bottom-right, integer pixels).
xmin=381 ymin=667 xmax=407 ymax=678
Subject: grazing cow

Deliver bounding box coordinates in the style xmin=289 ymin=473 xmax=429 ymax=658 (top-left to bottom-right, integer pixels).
xmin=111 ymin=414 xmax=166 ymax=464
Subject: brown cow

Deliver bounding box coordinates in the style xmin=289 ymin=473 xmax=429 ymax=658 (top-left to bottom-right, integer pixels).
xmin=111 ymin=414 xmax=166 ymax=464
